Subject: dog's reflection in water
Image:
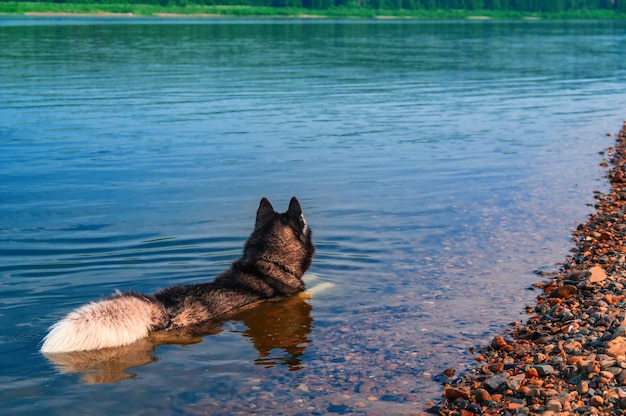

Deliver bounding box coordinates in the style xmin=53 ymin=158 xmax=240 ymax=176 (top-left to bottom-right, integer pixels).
xmin=43 ymin=294 xmax=313 ymax=384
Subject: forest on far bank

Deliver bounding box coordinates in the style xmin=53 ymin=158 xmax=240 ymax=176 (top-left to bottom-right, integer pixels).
xmin=3 ymin=0 xmax=626 ymax=12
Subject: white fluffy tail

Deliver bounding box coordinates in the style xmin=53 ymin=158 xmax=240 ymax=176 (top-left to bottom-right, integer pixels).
xmin=41 ymin=294 xmax=165 ymax=353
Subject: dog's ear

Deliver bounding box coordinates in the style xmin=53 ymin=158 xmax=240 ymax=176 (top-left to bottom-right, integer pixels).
xmin=287 ymin=196 xmax=302 ymax=221
xmin=256 ymin=197 xmax=275 ymax=226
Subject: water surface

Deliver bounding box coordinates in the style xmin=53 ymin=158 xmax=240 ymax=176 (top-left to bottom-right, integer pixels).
xmin=1 ymin=17 xmax=626 ymax=414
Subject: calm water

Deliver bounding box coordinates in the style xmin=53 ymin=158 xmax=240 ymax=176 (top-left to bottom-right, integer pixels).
xmin=1 ymin=17 xmax=626 ymax=414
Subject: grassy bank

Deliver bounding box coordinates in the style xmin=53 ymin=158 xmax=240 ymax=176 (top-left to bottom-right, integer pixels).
xmin=1 ymin=2 xmax=626 ymax=19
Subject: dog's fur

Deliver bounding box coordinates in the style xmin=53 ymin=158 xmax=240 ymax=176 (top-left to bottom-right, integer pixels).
xmin=41 ymin=197 xmax=315 ymax=353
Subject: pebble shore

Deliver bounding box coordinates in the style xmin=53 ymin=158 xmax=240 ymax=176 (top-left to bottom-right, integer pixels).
xmin=430 ymin=122 xmax=626 ymax=416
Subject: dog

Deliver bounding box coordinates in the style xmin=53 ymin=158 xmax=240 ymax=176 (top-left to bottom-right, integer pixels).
xmin=42 ymin=293 xmax=315 ymax=383
xmin=41 ymin=196 xmax=315 ymax=353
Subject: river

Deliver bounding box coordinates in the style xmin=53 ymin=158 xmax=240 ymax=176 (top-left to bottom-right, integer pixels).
xmin=1 ymin=17 xmax=626 ymax=414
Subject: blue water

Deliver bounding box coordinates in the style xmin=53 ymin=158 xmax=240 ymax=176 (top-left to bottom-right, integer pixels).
xmin=1 ymin=17 xmax=626 ymax=414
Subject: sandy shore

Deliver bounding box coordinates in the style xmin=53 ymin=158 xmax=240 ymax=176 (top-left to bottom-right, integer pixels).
xmin=430 ymin=121 xmax=626 ymax=414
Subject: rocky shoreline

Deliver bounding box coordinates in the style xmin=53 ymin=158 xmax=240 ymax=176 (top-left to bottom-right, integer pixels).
xmin=430 ymin=121 xmax=626 ymax=415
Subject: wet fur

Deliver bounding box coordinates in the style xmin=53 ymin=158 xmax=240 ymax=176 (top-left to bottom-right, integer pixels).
xmin=41 ymin=197 xmax=314 ymax=353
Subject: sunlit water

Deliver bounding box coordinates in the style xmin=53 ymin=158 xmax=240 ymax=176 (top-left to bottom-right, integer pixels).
xmin=1 ymin=17 xmax=626 ymax=414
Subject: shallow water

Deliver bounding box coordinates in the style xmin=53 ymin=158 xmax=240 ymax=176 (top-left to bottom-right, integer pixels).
xmin=1 ymin=17 xmax=626 ymax=414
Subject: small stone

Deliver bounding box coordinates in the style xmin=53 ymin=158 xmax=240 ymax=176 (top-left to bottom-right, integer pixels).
xmin=535 ymin=336 xmax=552 ymax=346
xmin=484 ymin=373 xmax=508 ymax=391
xmin=525 ymin=367 xmax=539 ymax=378
xmin=607 ymin=337 xmax=626 ymax=358
xmin=443 ymin=368 xmax=456 ymax=377
xmin=505 ymin=374 xmax=526 ymax=391
xmin=491 ymin=335 xmax=509 ymax=350
xmin=587 ymin=361 xmax=602 ymax=375
xmin=589 ymin=265 xmax=607 ymax=283
xmin=563 ymin=340 xmax=583 ymax=353
xmin=549 ymin=285 xmax=578 ymax=299
xmin=327 ymin=403 xmax=353 ymax=413
xmin=546 ymin=399 xmax=562 ymax=412
xmin=600 ymin=370 xmax=615 ymax=380
xmin=444 ymin=387 xmax=469 ymax=400
xmin=533 ymin=364 xmax=555 ymax=376
xmin=563 ymin=400 xmax=573 ymax=412
xmin=618 ymin=369 xmax=626 ymax=385
xmin=489 ymin=362 xmax=505 ymax=373
xmin=464 ymin=404 xmax=483 ymax=414
xmin=578 ymin=380 xmax=590 ymax=395
xmin=613 ymin=326 xmax=626 ymax=337
xmin=507 ymin=402 xmax=526 ymax=411
xmin=473 ymin=388 xmax=491 ymax=403
xmin=604 ymin=293 xmax=620 ymax=305
xmin=600 ymin=359 xmax=617 ymax=370
xmin=590 ymin=395 xmax=604 ymax=406
xmin=542 ymin=389 xmax=558 ymax=398
xmin=379 ymin=394 xmax=404 ymax=402
xmin=566 ymin=270 xmax=590 ymax=281
xmin=519 ymin=385 xmax=532 ymax=396
xmin=357 ymin=380 xmax=375 ymax=394
xmin=595 ymin=315 xmax=616 ymax=328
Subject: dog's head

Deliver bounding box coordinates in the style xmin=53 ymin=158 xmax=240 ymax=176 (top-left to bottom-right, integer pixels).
xmin=243 ymin=197 xmax=315 ymax=280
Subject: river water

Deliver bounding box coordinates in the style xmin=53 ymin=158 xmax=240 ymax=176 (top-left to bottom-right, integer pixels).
xmin=1 ymin=17 xmax=626 ymax=415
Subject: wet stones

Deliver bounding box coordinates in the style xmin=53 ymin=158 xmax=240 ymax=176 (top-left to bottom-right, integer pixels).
xmin=432 ymin=122 xmax=626 ymax=415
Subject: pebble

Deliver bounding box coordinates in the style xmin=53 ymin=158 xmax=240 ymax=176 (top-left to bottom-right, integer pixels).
xmin=472 ymin=388 xmax=491 ymax=403
xmin=443 ymin=387 xmax=469 ymax=400
xmin=525 ymin=367 xmax=539 ymax=378
xmin=618 ymin=370 xmax=626 ymax=385
xmin=579 ymin=380 xmax=590 ymax=395
xmin=432 ymin=122 xmax=626 ymax=415
xmin=590 ymin=395 xmax=604 ymax=406
xmin=533 ymin=364 xmax=555 ymax=376
xmin=295 ymin=383 xmax=309 ymax=392
xmin=550 ymin=285 xmax=578 ymax=299
xmin=546 ymin=399 xmax=562 ymax=412
xmin=589 ymin=265 xmax=608 ymax=283
xmin=356 ymin=380 xmax=375 ymax=394
xmin=327 ymin=403 xmax=352 ymax=413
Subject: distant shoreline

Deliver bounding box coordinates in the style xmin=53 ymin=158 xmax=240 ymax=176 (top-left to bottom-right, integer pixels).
xmin=2 ymin=3 xmax=626 ymax=20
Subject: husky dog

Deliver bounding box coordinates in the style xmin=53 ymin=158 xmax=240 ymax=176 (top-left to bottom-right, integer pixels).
xmin=41 ymin=197 xmax=315 ymax=353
